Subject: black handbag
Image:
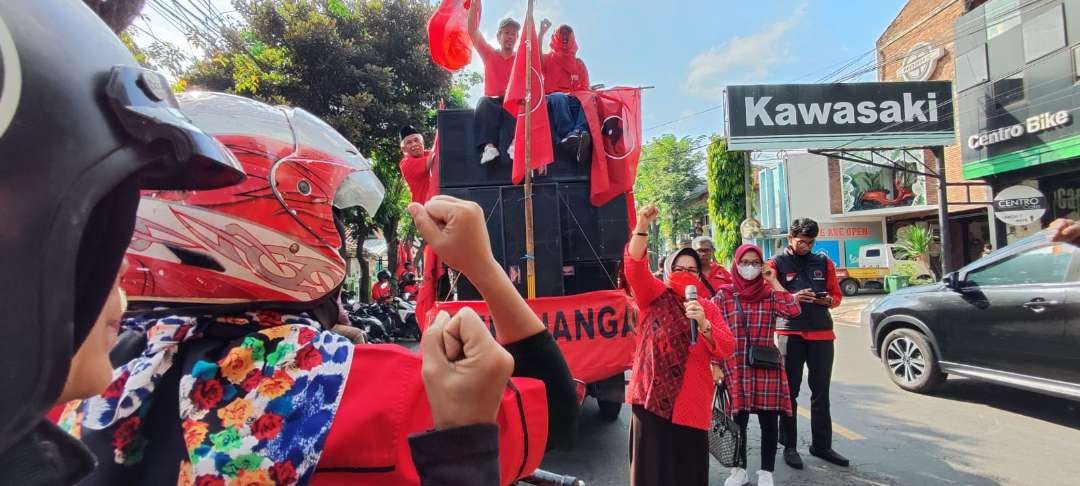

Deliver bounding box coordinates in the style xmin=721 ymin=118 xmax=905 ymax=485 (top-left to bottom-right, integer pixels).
xmin=708 ymin=382 xmax=741 ymax=467
xmin=735 ymin=295 xmax=783 ymax=370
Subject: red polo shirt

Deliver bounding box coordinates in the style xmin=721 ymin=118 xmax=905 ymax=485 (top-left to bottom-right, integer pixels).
xmin=475 ymin=41 xmax=514 ymax=97
xmin=399 ymin=150 xmax=434 ymax=204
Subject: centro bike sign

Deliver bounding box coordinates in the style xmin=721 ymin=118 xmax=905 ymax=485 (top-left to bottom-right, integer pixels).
xmin=993 ymin=185 xmax=1048 ymax=226
xmin=725 ymin=81 xmax=955 ymax=151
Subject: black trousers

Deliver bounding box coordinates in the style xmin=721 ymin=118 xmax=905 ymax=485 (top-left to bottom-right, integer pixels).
xmin=629 ymin=406 xmax=709 ymax=486
xmin=735 ymin=411 xmax=779 ymax=472
xmin=474 ymin=96 xmax=515 ymax=161
xmin=777 ymin=335 xmax=835 ymax=450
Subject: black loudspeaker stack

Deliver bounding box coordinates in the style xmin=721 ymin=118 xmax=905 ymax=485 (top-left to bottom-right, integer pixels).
xmin=435 ymin=109 xmax=628 ymax=300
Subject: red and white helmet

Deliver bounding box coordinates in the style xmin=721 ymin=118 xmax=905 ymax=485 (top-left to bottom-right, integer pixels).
xmin=122 ymin=92 xmax=385 ymax=305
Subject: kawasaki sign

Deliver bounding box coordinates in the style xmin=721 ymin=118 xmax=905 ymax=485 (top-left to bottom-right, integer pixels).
xmin=726 ymin=81 xmax=955 ymax=151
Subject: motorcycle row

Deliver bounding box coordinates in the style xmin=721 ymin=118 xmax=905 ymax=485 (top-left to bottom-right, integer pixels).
xmin=342 ymin=290 xmax=421 ymax=344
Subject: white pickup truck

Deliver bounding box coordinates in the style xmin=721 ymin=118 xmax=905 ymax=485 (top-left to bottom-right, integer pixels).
xmin=836 ymin=244 xmax=936 ymax=296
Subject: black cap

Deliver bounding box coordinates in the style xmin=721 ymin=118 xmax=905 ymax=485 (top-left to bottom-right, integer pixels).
xmin=400 ymin=125 xmax=420 ymax=141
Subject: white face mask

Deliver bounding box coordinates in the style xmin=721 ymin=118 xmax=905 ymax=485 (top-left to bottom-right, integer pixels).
xmin=737 ymin=264 xmax=762 ymax=280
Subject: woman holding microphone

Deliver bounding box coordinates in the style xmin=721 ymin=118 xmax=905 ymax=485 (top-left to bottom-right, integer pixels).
xmin=624 ymin=204 xmax=735 ymax=486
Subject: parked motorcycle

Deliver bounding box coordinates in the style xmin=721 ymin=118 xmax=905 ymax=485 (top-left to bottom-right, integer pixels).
xmin=346 ymin=300 xmax=390 ymax=344
xmin=387 ymin=296 xmax=420 ymax=342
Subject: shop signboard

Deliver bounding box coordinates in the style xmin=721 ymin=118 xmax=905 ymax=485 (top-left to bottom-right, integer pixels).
xmin=993 ymin=185 xmax=1048 ymax=226
xmin=726 ymin=81 xmax=955 ymax=150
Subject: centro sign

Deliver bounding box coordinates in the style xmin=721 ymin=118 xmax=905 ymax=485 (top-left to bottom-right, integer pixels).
xmin=967 ymin=111 xmax=1072 ymax=150
xmin=993 ymin=185 xmax=1048 ymax=226
xmin=726 ymin=81 xmax=955 ymax=150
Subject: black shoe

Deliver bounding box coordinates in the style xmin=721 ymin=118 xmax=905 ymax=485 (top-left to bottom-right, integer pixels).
xmin=576 ymin=130 xmax=592 ymax=163
xmin=809 ymin=447 xmax=850 ymax=467
xmin=558 ymin=133 xmax=581 ymax=159
xmin=783 ymin=447 xmax=804 ymax=470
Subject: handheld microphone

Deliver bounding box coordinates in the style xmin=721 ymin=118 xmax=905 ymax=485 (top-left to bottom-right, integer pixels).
xmin=685 ymin=285 xmax=698 ymax=344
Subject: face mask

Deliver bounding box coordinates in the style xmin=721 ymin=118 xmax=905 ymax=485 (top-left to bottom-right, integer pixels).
xmin=738 ymin=264 xmax=762 ymax=281
xmin=667 ymin=271 xmax=701 ymax=299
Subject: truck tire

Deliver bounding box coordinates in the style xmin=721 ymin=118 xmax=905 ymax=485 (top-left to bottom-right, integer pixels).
xmin=881 ymin=328 xmax=946 ymax=394
xmin=840 ymin=278 xmax=860 ymax=297
xmin=597 ymin=399 xmax=622 ymax=421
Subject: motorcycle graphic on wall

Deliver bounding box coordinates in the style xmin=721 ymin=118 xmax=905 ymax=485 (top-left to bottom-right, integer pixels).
xmin=842 ymin=150 xmax=927 ymax=212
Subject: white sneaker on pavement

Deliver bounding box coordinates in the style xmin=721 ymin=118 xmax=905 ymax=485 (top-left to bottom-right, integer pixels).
xmin=480 ymin=144 xmax=499 ymax=164
xmin=756 ymin=470 xmax=774 ymax=486
xmin=724 ymin=467 xmax=749 ymax=486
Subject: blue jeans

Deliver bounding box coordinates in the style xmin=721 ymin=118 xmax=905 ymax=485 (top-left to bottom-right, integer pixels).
xmin=547 ymin=92 xmax=588 ymax=141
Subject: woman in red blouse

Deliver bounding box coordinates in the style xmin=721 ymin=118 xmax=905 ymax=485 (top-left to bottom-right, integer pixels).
xmin=715 ymin=244 xmax=801 ymax=486
xmin=625 ymin=204 xmax=736 ymax=486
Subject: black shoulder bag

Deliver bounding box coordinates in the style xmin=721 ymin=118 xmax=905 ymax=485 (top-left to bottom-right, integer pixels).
xmin=734 ymin=294 xmax=783 ymax=369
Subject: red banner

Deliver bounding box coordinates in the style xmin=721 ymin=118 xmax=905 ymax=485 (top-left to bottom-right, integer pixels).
xmin=433 ymin=290 xmax=637 ymax=384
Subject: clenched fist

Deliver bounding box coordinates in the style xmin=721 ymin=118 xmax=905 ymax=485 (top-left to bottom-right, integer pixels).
xmin=635 ymin=204 xmax=659 ymax=232
xmin=409 ymin=196 xmax=499 ymax=279
xmin=421 ymin=308 xmax=514 ymax=430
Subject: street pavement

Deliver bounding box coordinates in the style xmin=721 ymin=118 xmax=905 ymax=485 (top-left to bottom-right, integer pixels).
xmin=537 ymin=295 xmax=1080 ymax=485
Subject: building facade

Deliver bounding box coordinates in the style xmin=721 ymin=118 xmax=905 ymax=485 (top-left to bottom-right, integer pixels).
xmin=956 ymin=0 xmax=1080 ymax=244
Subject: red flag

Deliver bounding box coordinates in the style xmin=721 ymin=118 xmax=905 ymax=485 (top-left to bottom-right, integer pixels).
xmin=503 ymin=13 xmax=554 ymax=184
xmin=416 ymin=246 xmax=442 ymax=330
xmin=576 ymin=87 xmax=643 ymax=206
xmin=428 ymin=0 xmax=474 ymax=71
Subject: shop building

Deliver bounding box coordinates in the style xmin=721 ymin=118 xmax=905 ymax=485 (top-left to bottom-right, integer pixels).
xmin=956 ymin=0 xmax=1080 ymax=243
xmin=869 ymin=0 xmax=993 ymax=267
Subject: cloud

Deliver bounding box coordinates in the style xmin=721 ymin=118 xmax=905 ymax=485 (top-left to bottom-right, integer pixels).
xmin=683 ymin=4 xmax=806 ymax=101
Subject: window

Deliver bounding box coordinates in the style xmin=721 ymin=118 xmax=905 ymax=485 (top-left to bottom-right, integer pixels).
xmin=1023 ymin=5 xmax=1066 ymax=62
xmin=1073 ymin=46 xmax=1080 ymax=80
xmin=986 ymin=0 xmax=1021 ymax=40
xmin=992 ymin=71 xmax=1024 ymax=106
xmin=956 ymin=46 xmax=990 ymax=91
xmin=865 ymin=249 xmax=881 ymax=258
xmin=965 ymin=244 xmax=1075 ymax=286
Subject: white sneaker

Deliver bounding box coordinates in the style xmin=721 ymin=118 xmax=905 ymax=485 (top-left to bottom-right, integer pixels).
xmin=480 ymin=144 xmax=499 ymax=164
xmin=756 ymin=470 xmax=774 ymax=486
xmin=724 ymin=467 xmax=749 ymax=486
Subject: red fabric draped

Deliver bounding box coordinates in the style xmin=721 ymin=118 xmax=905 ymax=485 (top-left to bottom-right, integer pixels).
xmin=575 ymin=88 xmax=643 ymax=207
xmin=502 ymin=13 xmax=554 ymax=184
xmin=427 ymin=0 xmax=474 ymax=71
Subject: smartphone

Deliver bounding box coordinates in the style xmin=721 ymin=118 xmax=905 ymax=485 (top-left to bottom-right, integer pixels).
xmin=815 ymin=291 xmax=830 ymax=298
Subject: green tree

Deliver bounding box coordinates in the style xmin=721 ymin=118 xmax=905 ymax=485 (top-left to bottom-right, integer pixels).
xmin=634 ymin=135 xmax=706 ymax=251
xmin=177 ymin=0 xmax=454 ymax=293
xmin=705 ymin=136 xmax=746 ymax=265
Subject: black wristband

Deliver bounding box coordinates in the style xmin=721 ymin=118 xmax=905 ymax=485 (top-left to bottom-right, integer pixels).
xmin=634 ymin=232 xmax=648 ymax=237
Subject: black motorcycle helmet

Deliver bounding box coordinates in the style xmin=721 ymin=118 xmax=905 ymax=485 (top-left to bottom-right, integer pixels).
xmin=377 ymin=270 xmax=392 ymax=281
xmin=402 ymin=272 xmax=417 ymax=285
xmin=0 ymin=0 xmax=244 ymax=454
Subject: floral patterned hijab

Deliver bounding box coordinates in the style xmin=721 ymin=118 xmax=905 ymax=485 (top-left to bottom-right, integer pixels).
xmin=59 ymin=311 xmax=354 ymax=485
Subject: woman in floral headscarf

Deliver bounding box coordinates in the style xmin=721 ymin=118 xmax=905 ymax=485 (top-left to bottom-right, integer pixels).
xmin=715 ymin=244 xmax=801 ymax=486
xmin=624 ymin=204 xmax=735 ymax=486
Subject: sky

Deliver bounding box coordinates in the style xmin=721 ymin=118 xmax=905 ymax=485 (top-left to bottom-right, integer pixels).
xmin=138 ymin=0 xmax=908 ymax=143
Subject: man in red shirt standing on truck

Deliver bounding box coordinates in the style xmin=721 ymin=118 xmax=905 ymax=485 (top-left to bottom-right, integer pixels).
xmin=768 ymin=218 xmax=849 ymax=470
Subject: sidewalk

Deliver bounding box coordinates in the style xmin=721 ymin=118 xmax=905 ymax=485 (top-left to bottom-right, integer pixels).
xmin=831 ymin=294 xmax=879 ymax=323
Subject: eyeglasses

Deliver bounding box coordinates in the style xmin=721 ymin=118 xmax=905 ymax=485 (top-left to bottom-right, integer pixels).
xmin=738 ymin=262 xmax=763 ymax=268
xmin=672 ymin=266 xmax=700 ymax=274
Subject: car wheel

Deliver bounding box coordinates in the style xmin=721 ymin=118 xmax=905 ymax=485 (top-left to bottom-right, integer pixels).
xmin=881 ymin=328 xmax=946 ymax=393
xmin=840 ymin=279 xmax=860 ymax=297
xmin=597 ymin=399 xmax=622 ymax=421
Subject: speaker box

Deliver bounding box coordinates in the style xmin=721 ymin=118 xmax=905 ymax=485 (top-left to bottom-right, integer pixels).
xmin=438 ymin=186 xmax=505 ymax=301
xmin=557 ymin=182 xmax=629 ymax=263
xmin=533 ymin=148 xmax=590 ymax=184
xmin=438 ymin=110 xmax=512 ymax=188
xmin=501 ymin=184 xmax=564 ymax=297
xmin=562 ymin=259 xmax=623 ymax=295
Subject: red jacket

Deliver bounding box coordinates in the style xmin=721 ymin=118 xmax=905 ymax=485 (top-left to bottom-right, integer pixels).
xmin=703 ymin=263 xmax=732 ymax=297
xmin=372 ymin=281 xmax=392 ymax=302
xmin=313 ymin=345 xmax=547 ymax=485
xmin=623 ymin=249 xmax=735 ymax=431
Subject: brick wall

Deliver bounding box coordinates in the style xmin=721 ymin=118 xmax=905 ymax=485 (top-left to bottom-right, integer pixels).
xmin=877 ymin=0 xmax=991 ymax=212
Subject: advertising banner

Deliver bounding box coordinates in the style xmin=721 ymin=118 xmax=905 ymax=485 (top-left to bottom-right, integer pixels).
xmin=726 ymin=81 xmax=955 ymax=150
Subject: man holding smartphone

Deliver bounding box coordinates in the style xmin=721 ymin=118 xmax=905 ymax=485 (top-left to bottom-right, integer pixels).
xmin=768 ymin=218 xmax=849 ymax=469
